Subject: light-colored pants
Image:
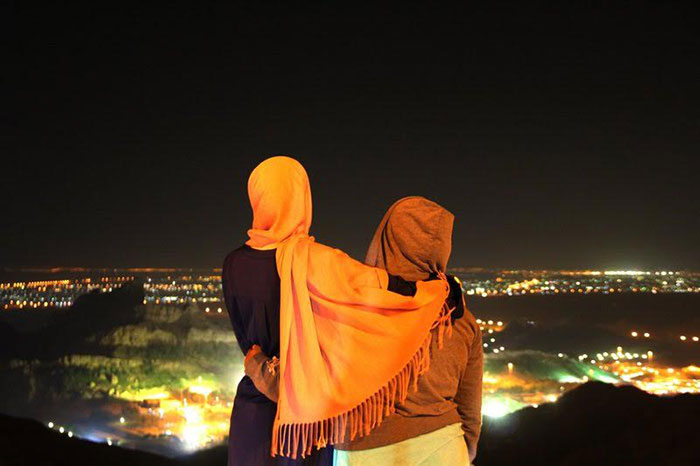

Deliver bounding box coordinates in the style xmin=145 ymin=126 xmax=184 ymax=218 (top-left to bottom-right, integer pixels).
xmin=333 ymin=422 xmax=470 ymax=466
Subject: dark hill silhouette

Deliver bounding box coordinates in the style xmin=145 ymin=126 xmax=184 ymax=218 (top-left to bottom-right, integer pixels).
xmin=0 ymin=412 xmax=174 ymax=466
xmin=496 ymin=318 xmax=624 ymax=355
xmin=1 ymin=382 xmax=698 ymax=465
xmin=0 ymin=321 xmax=18 ymax=355
xmin=478 ymin=382 xmax=700 ymax=466
xmin=471 ymin=293 xmax=700 ymax=366
xmin=0 ymin=280 xmax=146 ymax=361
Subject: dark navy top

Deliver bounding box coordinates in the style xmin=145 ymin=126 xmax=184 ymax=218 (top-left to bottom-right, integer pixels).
xmin=222 ymin=245 xmax=332 ymax=466
xmin=223 ymin=245 xmax=281 ymax=358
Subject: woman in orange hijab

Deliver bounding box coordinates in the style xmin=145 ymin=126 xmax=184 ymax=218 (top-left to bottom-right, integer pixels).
xmin=222 ymin=156 xmax=450 ymax=464
xmin=246 ymin=196 xmax=484 ymax=465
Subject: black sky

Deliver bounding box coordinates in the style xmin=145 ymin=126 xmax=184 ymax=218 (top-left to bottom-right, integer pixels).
xmin=3 ymin=1 xmax=699 ymax=270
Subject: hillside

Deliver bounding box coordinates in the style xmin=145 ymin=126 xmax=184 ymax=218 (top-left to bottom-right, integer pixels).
xmin=1 ymin=383 xmax=698 ymax=466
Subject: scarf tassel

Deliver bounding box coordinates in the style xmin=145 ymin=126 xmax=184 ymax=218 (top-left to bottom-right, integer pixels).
xmin=271 ymin=293 xmax=455 ymax=459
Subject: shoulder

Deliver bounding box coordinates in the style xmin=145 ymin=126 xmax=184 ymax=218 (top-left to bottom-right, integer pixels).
xmin=308 ymin=240 xmax=357 ymax=266
xmin=308 ymin=240 xmax=345 ymax=257
xmin=453 ymin=308 xmax=481 ymax=342
xmin=222 ymin=245 xmax=249 ymax=271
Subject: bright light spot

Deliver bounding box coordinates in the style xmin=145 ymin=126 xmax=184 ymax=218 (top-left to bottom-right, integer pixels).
xmin=189 ymin=384 xmax=214 ymax=397
xmin=644 ymin=332 xmax=650 ymax=338
xmin=497 ymin=321 xmax=503 ymax=326
xmin=119 ymin=417 xmax=125 ymax=424
xmin=48 ymin=422 xmax=54 ymax=428
xmin=59 ymin=427 xmax=64 ymax=433
xmin=183 ymin=405 xmax=203 ymax=424
xmin=693 ymin=337 xmax=699 ymax=342
xmin=680 ymin=336 xmax=687 ymax=341
xmin=557 ymin=353 xmax=564 ymax=358
xmin=631 ymin=331 xmax=638 ymax=337
xmin=68 ymin=431 xmax=73 ymax=438
xmin=483 ymin=399 xmax=509 ymax=418
xmin=547 ymin=394 xmax=558 ymax=403
xmin=107 ymin=438 xmax=112 ymax=446
xmin=217 ymin=307 xmax=222 ymax=313
xmin=558 ymin=375 xmax=584 ymax=383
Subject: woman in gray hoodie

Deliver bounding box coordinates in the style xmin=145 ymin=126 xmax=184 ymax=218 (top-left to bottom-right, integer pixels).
xmin=245 ymin=197 xmax=483 ymax=465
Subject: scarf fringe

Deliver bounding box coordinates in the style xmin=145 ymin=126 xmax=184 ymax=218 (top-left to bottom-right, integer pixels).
xmin=271 ymin=282 xmax=455 ymax=459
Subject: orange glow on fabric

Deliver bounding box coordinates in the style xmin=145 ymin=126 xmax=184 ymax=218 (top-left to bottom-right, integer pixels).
xmin=245 ymin=156 xmax=449 ymax=458
xmin=246 ymin=156 xmax=312 ymax=250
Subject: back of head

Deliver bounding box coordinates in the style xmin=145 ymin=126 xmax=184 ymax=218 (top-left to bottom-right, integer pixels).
xmin=365 ymin=196 xmax=454 ymax=281
xmin=246 ymin=156 xmax=313 ymax=249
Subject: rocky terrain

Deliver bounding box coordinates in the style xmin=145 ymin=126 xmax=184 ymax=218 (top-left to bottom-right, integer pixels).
xmin=0 ymin=282 xmax=242 ymax=456
xmin=1 ymin=382 xmax=698 ymax=466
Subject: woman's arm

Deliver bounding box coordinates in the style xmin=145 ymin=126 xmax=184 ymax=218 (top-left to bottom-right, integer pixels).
xmin=454 ymin=312 xmax=484 ymax=463
xmin=244 ymin=345 xmax=280 ymax=402
xmin=243 ymin=275 xmax=420 ymax=402
xmin=387 ymin=274 xmax=417 ymax=296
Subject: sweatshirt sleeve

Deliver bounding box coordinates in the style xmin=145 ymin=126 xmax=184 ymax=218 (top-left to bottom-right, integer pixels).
xmin=454 ymin=311 xmax=483 ymax=463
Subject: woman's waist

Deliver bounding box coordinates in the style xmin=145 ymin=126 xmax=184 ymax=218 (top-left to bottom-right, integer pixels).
xmin=235 ymin=375 xmax=277 ymax=404
xmin=337 ymin=407 xmax=460 ymax=451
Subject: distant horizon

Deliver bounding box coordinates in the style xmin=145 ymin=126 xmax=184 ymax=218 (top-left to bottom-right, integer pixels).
xmin=2 ymin=266 xmax=698 ymax=274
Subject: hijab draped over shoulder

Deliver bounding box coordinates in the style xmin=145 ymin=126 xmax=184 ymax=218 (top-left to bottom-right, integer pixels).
xmin=245 ymin=157 xmax=450 ymax=458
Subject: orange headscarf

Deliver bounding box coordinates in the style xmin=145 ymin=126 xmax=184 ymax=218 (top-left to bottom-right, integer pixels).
xmin=246 ymin=156 xmax=450 ymax=458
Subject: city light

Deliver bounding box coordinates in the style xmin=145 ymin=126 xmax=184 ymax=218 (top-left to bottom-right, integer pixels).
xmin=3 ymin=269 xmax=699 ymax=312
xmin=3 ymin=267 xmax=698 ymax=455
xmin=483 ymin=398 xmax=510 ymax=418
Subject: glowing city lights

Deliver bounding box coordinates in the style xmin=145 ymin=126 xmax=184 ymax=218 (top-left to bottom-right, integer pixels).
xmin=483 ymin=398 xmax=510 ymax=418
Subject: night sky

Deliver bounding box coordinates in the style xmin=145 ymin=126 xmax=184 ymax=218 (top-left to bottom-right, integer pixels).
xmin=4 ymin=2 xmax=699 ymax=270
